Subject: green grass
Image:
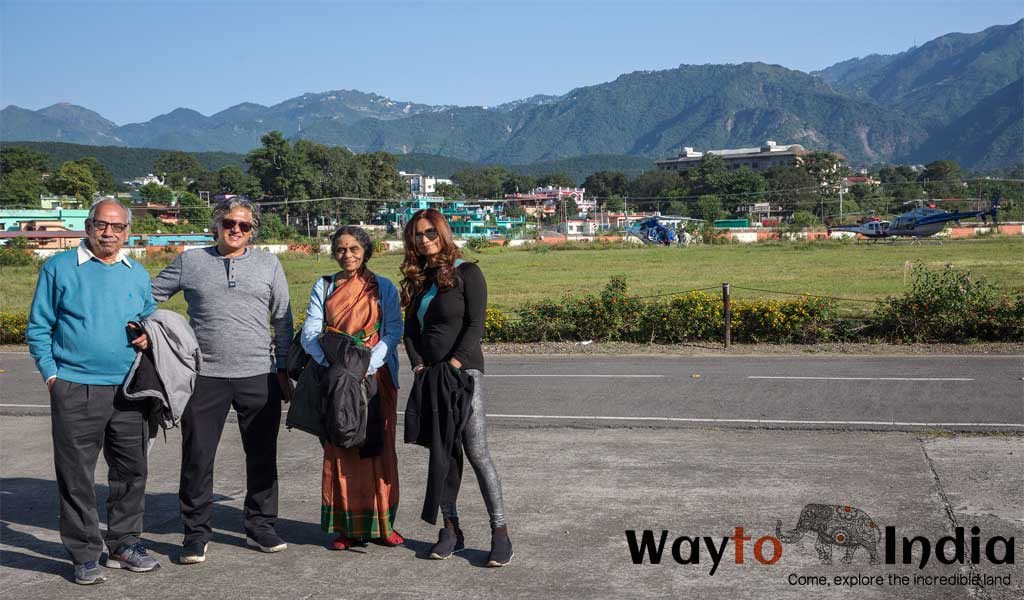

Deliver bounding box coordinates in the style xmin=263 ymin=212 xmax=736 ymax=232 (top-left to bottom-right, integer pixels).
xmin=2 ymin=237 xmax=1022 ymax=319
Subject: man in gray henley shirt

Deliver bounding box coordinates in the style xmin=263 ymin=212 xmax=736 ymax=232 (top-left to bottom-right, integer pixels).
xmin=151 ymin=198 xmax=293 ymax=563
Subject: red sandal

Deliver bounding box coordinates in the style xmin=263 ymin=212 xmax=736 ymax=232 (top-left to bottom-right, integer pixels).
xmin=330 ymin=535 xmax=359 ymax=551
xmin=379 ymin=531 xmax=405 ymax=547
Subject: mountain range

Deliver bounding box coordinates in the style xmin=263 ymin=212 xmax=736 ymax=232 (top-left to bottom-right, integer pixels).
xmin=2 ymin=20 xmax=1020 ymax=170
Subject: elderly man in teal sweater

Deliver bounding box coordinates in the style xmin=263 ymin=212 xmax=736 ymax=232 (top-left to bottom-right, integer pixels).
xmin=27 ymin=199 xmax=159 ymax=585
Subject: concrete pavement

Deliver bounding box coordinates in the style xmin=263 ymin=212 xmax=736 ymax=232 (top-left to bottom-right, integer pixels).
xmin=1 ymin=414 xmax=1021 ymax=599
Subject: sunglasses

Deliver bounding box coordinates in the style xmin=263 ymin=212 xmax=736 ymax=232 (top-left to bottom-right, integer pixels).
xmin=90 ymin=220 xmax=128 ymax=233
xmin=414 ymin=228 xmax=439 ymax=241
xmin=221 ymin=218 xmax=253 ymax=233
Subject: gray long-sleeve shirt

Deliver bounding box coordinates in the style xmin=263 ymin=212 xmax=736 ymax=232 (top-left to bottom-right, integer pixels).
xmin=151 ymin=246 xmax=293 ymax=378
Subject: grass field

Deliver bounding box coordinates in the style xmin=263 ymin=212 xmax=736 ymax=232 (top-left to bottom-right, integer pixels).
xmin=2 ymin=237 xmax=1022 ymax=319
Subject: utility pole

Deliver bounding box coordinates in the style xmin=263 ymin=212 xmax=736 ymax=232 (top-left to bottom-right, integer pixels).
xmin=839 ymin=187 xmax=844 ymax=222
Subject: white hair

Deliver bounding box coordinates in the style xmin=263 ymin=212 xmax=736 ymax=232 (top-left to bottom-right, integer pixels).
xmin=87 ymin=198 xmax=132 ymax=224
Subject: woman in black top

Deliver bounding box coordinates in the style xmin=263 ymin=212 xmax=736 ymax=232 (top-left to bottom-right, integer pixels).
xmin=401 ymin=208 xmax=513 ymax=567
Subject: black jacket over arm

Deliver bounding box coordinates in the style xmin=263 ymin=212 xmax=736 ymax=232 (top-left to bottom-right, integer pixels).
xmin=403 ymin=363 xmax=474 ymax=524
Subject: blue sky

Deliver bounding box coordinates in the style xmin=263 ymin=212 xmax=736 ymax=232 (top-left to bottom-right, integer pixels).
xmin=2 ymin=0 xmax=1021 ymax=125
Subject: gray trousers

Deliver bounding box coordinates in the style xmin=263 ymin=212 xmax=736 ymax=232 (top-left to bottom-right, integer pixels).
xmin=49 ymin=379 xmax=149 ymax=564
xmin=440 ymin=369 xmax=507 ymax=529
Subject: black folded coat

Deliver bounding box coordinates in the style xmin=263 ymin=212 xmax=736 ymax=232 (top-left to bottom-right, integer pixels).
xmin=404 ymin=363 xmax=474 ymax=524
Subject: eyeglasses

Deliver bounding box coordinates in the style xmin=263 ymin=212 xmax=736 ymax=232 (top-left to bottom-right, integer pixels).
xmin=221 ymin=218 xmax=253 ymax=233
xmin=90 ymin=220 xmax=128 ymax=233
xmin=414 ymin=228 xmax=439 ymax=241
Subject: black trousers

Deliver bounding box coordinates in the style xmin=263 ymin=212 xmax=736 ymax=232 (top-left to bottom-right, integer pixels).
xmin=179 ymin=373 xmax=281 ymax=544
xmin=49 ymin=380 xmax=149 ymax=564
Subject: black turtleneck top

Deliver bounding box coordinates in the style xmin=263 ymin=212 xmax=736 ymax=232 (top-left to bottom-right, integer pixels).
xmin=404 ymin=261 xmax=486 ymax=373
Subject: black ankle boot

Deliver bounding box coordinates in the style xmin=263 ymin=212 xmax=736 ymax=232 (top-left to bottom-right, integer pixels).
xmin=429 ymin=518 xmax=465 ymax=560
xmin=487 ymin=526 xmax=513 ymax=567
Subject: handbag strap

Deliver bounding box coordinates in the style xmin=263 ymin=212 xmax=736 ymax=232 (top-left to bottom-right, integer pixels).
xmin=320 ymin=274 xmax=334 ymax=335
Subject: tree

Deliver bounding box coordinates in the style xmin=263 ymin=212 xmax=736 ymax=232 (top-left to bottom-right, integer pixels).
xmin=715 ymin=167 xmax=768 ymax=214
xmin=178 ymin=191 xmax=211 ymax=226
xmin=259 ymin=212 xmax=299 ymax=241
xmin=0 ymin=168 xmax=47 ymax=207
xmin=501 ymin=173 xmax=536 ymax=196
xmin=536 ymin=172 xmax=575 ymax=188
xmin=452 ymin=166 xmax=509 ymax=199
xmin=563 ymin=196 xmax=580 ymax=218
xmin=358 ymin=152 xmax=405 ymax=199
xmin=154 ymin=151 xmax=203 ymax=190
xmin=434 ymin=182 xmax=464 ymax=200
xmin=246 ymin=131 xmax=312 ymax=207
xmin=216 ymin=165 xmax=261 ymax=196
xmin=789 ymin=210 xmax=821 ymax=228
xmin=692 ymin=195 xmax=723 ymax=222
xmin=1 ymin=147 xmax=50 ymax=173
xmin=604 ymin=195 xmax=625 ymax=212
xmin=763 ymin=165 xmax=820 ymax=214
xmin=628 ymin=170 xmax=685 ymax=202
xmin=694 ymin=154 xmax=729 ymax=196
xmin=74 ymin=157 xmax=116 ymax=193
xmin=878 ymin=165 xmax=923 ymax=201
xmin=583 ymin=170 xmax=627 ymax=199
xmin=139 ymin=182 xmax=174 ymax=205
xmin=800 ymin=152 xmax=849 ymax=195
xmin=50 ymin=162 xmax=97 ymax=200
xmin=921 ymin=160 xmax=962 ymax=198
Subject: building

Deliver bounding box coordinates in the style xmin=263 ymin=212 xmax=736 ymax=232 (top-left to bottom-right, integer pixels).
xmin=39 ymin=195 xmax=83 ymax=210
xmin=0 ymin=208 xmax=90 ymax=233
xmin=399 ymin=172 xmax=453 ymax=196
xmin=124 ymin=174 xmax=165 ymax=188
xmin=381 ymin=196 xmax=526 ymax=238
xmin=505 ymin=186 xmax=590 ymax=216
xmin=656 ymin=141 xmax=808 ymax=173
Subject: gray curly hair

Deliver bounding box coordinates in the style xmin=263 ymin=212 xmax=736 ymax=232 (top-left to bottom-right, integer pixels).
xmin=210 ymin=197 xmax=261 ymax=238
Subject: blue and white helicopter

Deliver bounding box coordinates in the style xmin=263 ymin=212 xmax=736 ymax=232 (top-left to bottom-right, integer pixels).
xmin=828 ymin=199 xmax=999 ymax=239
xmin=626 ymin=218 xmax=677 ymax=245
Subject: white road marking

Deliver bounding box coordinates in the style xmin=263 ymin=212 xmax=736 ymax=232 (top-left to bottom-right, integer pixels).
xmin=487 ymin=374 xmax=664 ymax=378
xmin=5 ymin=405 xmax=1019 ymax=429
xmin=485 ymin=414 xmax=1024 ymax=428
xmin=748 ymin=376 xmax=974 ymax=381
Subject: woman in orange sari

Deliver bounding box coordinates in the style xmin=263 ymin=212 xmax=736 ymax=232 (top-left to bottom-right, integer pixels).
xmin=299 ymin=226 xmax=404 ymax=549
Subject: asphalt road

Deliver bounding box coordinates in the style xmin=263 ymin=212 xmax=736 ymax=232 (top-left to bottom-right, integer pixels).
xmin=3 ymin=351 xmax=1021 ymax=431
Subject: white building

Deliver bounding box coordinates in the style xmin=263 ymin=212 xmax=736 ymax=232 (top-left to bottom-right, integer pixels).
xmin=400 ymin=172 xmax=453 ymax=196
xmin=656 ymin=141 xmax=808 ymax=173
xmin=124 ymin=174 xmax=166 ymax=188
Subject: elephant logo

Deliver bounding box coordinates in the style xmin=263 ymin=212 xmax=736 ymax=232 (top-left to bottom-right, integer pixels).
xmin=776 ymin=504 xmax=881 ymax=565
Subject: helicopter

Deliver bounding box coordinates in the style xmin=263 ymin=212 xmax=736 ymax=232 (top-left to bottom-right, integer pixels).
xmin=827 ymin=199 xmax=999 ymax=239
xmin=826 ymin=217 xmax=890 ymax=239
xmin=626 ymin=217 xmax=677 ymax=245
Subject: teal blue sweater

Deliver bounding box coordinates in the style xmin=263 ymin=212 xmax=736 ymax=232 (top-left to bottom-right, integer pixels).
xmin=27 ymin=248 xmax=156 ymax=384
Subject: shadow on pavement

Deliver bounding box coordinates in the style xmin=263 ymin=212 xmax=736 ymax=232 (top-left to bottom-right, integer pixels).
xmin=0 ymin=476 xmax=422 ymax=572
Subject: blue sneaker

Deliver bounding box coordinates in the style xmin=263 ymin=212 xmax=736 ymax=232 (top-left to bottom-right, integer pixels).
xmin=73 ymin=561 xmax=106 ymax=585
xmin=103 ymin=542 xmax=161 ymax=572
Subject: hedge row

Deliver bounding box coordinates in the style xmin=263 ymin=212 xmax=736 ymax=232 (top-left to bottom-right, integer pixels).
xmin=483 ymin=266 xmax=1023 ymax=344
xmin=3 ymin=266 xmax=1021 ymax=346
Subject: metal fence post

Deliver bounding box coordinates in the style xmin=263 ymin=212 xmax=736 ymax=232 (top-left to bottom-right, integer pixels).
xmin=722 ymin=282 xmax=731 ymax=348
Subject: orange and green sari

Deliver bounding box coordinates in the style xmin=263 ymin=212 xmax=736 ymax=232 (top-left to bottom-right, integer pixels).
xmin=320 ymin=269 xmax=399 ymax=538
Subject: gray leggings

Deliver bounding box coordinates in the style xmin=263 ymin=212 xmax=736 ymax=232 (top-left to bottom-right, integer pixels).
xmin=440 ymin=369 xmax=506 ymax=529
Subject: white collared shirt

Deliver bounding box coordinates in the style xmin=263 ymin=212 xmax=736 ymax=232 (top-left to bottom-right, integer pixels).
xmin=76 ymin=240 xmax=133 ymax=268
